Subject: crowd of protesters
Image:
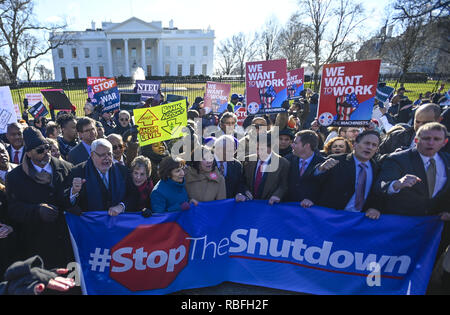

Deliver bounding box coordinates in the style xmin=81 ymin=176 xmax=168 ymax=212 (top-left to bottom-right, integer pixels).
xmin=0 ymin=85 xmax=449 ymax=295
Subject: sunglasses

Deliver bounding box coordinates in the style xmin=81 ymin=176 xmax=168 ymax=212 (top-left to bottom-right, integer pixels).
xmin=112 ymin=144 xmax=125 ymax=151
xmin=35 ymin=144 xmax=50 ymax=154
xmin=119 ymin=118 xmax=129 ymax=122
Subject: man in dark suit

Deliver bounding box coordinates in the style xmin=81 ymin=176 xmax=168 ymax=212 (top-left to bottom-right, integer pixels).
xmin=65 ymin=138 xmax=136 ymax=215
xmin=213 ymin=135 xmax=245 ymax=199
xmin=301 ymin=130 xmax=382 ymax=219
xmin=6 ymin=123 xmax=25 ymax=164
xmin=284 ymin=130 xmax=325 ymax=203
xmin=375 ymin=122 xmax=449 ymax=217
xmin=67 ymin=117 xmax=97 ymax=166
xmin=237 ymin=131 xmax=290 ymax=205
xmin=374 ymin=122 xmax=450 ymax=261
xmin=6 ymin=127 xmax=74 ymax=270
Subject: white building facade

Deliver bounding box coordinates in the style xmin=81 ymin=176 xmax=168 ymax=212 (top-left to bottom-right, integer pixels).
xmin=51 ymin=17 xmax=215 ymax=80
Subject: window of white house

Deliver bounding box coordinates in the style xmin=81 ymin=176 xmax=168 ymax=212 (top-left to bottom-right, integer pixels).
xmin=190 ymin=46 xmax=196 ymax=57
xmin=84 ymin=48 xmax=90 ymax=58
xmin=73 ymin=67 xmax=79 ymax=79
xmin=116 ymin=48 xmax=122 ymax=58
xmin=178 ymin=46 xmax=183 ymax=57
xmin=86 ymin=66 xmax=92 ymax=77
xmin=131 ymin=48 xmax=137 ymax=58
xmin=190 ymin=64 xmax=195 ymax=76
xmin=72 ymin=48 xmax=77 ymax=58
xmin=146 ymin=47 xmax=151 ymax=57
xmin=165 ymin=46 xmax=170 ymax=57
xmin=202 ymin=64 xmax=207 ymax=76
xmin=61 ymin=67 xmax=67 ymax=80
xmin=99 ymin=66 xmax=105 ymax=77
xmin=58 ymin=48 xmax=64 ymax=59
xmin=97 ymin=47 xmax=103 ymax=58
xmin=177 ymin=64 xmax=183 ymax=76
xmin=165 ymin=64 xmax=170 ymax=76
xmin=203 ymin=46 xmax=208 ymax=56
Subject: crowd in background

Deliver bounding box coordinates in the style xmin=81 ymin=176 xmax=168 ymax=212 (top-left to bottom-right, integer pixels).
xmin=0 ymin=84 xmax=449 ymax=294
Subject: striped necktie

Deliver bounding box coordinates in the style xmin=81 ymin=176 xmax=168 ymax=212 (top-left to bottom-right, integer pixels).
xmin=354 ymin=163 xmax=367 ymax=211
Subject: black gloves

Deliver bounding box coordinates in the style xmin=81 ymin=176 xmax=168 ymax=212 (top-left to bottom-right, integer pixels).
xmin=2 ymin=256 xmax=57 ymax=295
xmin=141 ymin=208 xmax=152 ymax=218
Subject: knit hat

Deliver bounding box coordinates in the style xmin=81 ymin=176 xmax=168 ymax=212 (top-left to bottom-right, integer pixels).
xmin=23 ymin=127 xmax=48 ymax=152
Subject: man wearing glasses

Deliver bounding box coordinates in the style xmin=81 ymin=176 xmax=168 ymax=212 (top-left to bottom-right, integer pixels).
xmin=65 ymin=138 xmax=135 ymax=215
xmin=5 ymin=127 xmax=75 ymax=271
xmin=67 ymin=117 xmax=98 ymax=166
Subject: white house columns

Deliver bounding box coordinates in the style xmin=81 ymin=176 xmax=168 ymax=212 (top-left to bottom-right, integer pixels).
xmin=141 ymin=38 xmax=147 ymax=75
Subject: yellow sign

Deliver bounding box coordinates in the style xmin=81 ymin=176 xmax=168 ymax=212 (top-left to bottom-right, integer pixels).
xmin=133 ymin=100 xmax=188 ymax=146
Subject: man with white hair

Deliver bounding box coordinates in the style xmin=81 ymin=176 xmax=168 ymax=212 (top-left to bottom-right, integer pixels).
xmin=213 ymin=135 xmax=245 ymax=199
xmin=65 ymin=138 xmax=135 ymax=215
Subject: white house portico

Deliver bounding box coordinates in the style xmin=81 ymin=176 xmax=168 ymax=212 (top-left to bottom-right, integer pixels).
xmin=51 ymin=17 xmax=215 ymax=80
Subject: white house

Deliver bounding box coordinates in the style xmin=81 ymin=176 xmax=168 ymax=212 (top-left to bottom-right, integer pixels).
xmin=50 ymin=17 xmax=215 ymax=80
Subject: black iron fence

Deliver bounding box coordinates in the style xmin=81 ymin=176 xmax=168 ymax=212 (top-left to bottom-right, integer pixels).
xmin=4 ymin=73 xmax=448 ymax=118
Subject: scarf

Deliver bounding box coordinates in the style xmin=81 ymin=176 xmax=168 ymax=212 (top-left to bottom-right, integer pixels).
xmin=84 ymin=158 xmax=126 ymax=211
xmin=137 ymin=179 xmax=153 ymax=210
xmin=21 ymin=155 xmax=53 ymax=186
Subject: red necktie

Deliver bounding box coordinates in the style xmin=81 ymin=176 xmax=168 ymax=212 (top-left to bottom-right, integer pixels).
xmin=13 ymin=151 xmax=19 ymax=164
xmin=254 ymin=162 xmax=264 ymax=199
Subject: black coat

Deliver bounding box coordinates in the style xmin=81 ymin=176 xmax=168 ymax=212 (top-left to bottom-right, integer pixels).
xmin=5 ymin=157 xmax=75 ymax=270
xmin=312 ymin=153 xmax=382 ymax=211
xmin=67 ymin=142 xmax=90 ymax=166
xmin=284 ymin=152 xmax=326 ymax=203
xmin=378 ymin=125 xmax=415 ymax=156
xmin=219 ymin=159 xmax=245 ymax=199
xmin=374 ymin=148 xmax=450 ymax=216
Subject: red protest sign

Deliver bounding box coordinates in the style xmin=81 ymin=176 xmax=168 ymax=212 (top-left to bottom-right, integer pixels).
xmin=245 ymin=59 xmax=287 ymax=115
xmin=204 ymin=81 xmax=231 ymax=114
xmin=92 ymin=78 xmax=118 ymax=94
xmin=317 ymin=59 xmax=381 ymax=127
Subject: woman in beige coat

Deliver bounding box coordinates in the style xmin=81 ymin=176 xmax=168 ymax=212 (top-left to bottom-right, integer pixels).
xmin=185 ymin=146 xmax=226 ymax=202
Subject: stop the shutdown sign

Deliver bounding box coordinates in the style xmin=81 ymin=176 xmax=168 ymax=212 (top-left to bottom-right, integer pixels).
xmin=109 ymin=222 xmax=191 ymax=291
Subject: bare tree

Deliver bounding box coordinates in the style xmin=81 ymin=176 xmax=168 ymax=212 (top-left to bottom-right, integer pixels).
xmin=0 ymin=0 xmax=71 ymax=83
xmin=215 ymin=38 xmax=237 ymax=76
xmin=393 ymin=0 xmax=450 ymax=22
xmin=35 ymin=64 xmax=53 ymax=80
xmin=257 ymin=18 xmax=281 ymax=61
xmin=230 ymin=32 xmax=259 ymax=79
xmin=277 ymin=13 xmax=312 ymax=70
xmin=297 ymin=0 xmax=367 ymax=91
xmin=387 ymin=0 xmax=450 ymax=74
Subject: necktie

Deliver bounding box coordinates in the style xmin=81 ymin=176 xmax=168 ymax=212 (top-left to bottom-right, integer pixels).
xmin=218 ymin=162 xmax=225 ymax=176
xmin=354 ymin=164 xmax=367 ymax=211
xmin=426 ymin=158 xmax=436 ymax=198
xmin=13 ymin=151 xmax=19 ymax=164
xmin=299 ymin=159 xmax=307 ymax=177
xmin=101 ymin=173 xmax=109 ymax=188
xmin=253 ymin=162 xmax=264 ymax=199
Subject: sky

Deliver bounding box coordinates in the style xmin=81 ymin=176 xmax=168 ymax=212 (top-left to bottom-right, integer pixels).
xmin=31 ymin=0 xmax=391 ymax=76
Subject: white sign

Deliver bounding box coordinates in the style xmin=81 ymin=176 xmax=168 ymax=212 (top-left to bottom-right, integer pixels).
xmin=25 ymin=93 xmax=44 ymax=106
xmin=0 ymin=86 xmax=19 ymax=133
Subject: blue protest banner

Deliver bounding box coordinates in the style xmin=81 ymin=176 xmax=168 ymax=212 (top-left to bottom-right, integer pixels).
xmin=66 ymin=200 xmax=443 ymax=295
